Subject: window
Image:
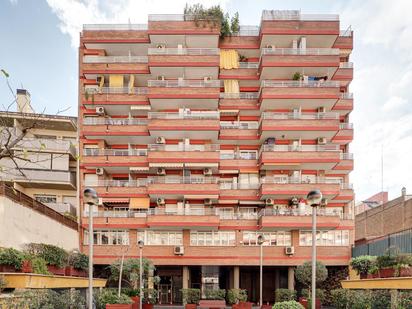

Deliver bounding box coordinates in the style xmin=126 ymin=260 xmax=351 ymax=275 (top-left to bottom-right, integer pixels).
xmin=216 ymin=207 xmax=234 ymax=219
xmin=242 ymin=231 xmax=292 ymax=246
xmin=239 ymin=207 xmax=258 ymax=219
xmin=35 ymin=194 xmax=57 ymax=204
xmin=299 ymin=230 xmax=350 ymax=246
xmin=137 ymin=231 xmax=183 ymax=246
xmin=84 ymin=230 xmax=129 ymax=245
xmin=190 ymin=231 xmax=236 ymax=246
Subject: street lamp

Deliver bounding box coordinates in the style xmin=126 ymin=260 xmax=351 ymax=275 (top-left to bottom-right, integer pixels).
xmin=306 ymin=190 xmax=323 ymax=309
xmin=257 ymin=234 xmax=265 ymax=307
xmin=138 ymin=240 xmax=144 ymax=309
xmin=83 ymin=188 xmax=98 ymax=309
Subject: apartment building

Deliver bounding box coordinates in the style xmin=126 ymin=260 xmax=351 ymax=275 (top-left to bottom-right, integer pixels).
xmin=79 ymin=10 xmax=354 ymax=303
xmin=0 ymin=89 xmax=78 ymax=215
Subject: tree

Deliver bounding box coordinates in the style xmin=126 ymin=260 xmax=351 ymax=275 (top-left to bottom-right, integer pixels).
xmin=295 ymin=261 xmax=328 ymax=289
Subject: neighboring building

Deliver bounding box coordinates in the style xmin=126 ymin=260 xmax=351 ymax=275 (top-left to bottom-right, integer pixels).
xmin=354 ymin=188 xmax=412 ymax=257
xmin=0 ymin=89 xmax=78 ymax=216
xmin=355 ymin=191 xmax=388 ymax=215
xmin=79 ymin=10 xmax=354 ymax=303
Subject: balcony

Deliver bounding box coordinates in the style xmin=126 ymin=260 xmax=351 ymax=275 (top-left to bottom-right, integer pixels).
xmin=333 ymin=152 xmax=354 ymax=173
xmin=148 ymin=144 xmax=219 ymax=167
xmin=259 ymin=80 xmax=341 ymax=110
xmin=3 ymin=169 xmax=76 ymax=190
xmin=147 ymin=111 xmax=220 ymax=139
xmin=219 ymin=92 xmax=259 ymax=111
xmin=333 ymin=29 xmax=353 ymax=52
xmin=260 ymin=48 xmax=340 ymax=79
xmin=260 ymin=144 xmax=341 ymax=170
xmin=220 ymin=62 xmax=259 ymax=80
xmin=81 ymin=24 xmax=149 ymax=44
xmin=219 ymin=152 xmax=259 ymax=174
xmin=147 ymin=176 xmax=219 ymax=199
xmin=219 ymin=121 xmax=259 ymax=143
xmin=45 ymin=202 xmax=77 ymax=216
xmin=82 ymin=56 xmax=149 ymax=75
xmin=332 ymin=62 xmax=353 ymax=86
xmin=259 ymin=112 xmax=340 ymax=140
xmin=82 ymin=148 xmax=148 ymax=171
xmin=333 ymin=93 xmax=353 ymax=115
xmin=84 ymin=179 xmax=148 ymax=198
xmin=146 ymin=208 xmax=220 ymax=229
xmin=82 ymin=117 xmax=149 ymax=144
xmin=147 ymin=80 xmax=220 ymax=110
xmin=219 ymin=182 xmax=260 ymax=203
xmin=332 ymin=123 xmax=354 ymax=144
xmin=12 ymin=138 xmax=77 ymax=158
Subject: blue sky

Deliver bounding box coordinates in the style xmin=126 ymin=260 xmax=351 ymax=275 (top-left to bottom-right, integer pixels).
xmin=1 ymin=0 xmax=412 ymax=201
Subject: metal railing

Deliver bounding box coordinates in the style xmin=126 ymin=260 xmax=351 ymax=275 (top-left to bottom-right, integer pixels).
xmin=148 ymin=111 xmax=219 ymax=120
xmin=148 ymin=48 xmax=219 ymax=55
xmin=147 ymin=79 xmax=220 ymax=88
xmin=83 ymin=55 xmax=148 ymax=63
xmin=261 ymin=144 xmax=340 ymax=152
xmin=261 ymin=112 xmax=339 ymax=120
xmin=85 ymin=87 xmax=148 ymax=95
xmin=219 ymin=182 xmax=260 ymax=190
xmin=83 ymin=118 xmax=148 ymax=125
xmin=340 ymin=92 xmax=354 ymax=99
xmin=219 ymin=92 xmax=259 ymax=99
xmin=339 ymin=62 xmax=354 ymax=68
xmin=148 ymin=14 xmax=215 ymax=21
xmin=12 ymin=138 xmax=77 ymax=157
xmin=340 ymin=183 xmax=354 ymax=190
xmin=147 ymin=176 xmax=219 ymax=184
xmin=45 ymin=202 xmax=77 ymax=216
xmin=261 ymin=80 xmax=340 ymax=88
xmin=83 ymin=24 xmax=148 ymax=31
xmin=220 ymin=152 xmax=258 ymax=160
xmin=261 ymin=48 xmax=339 ymax=55
xmin=261 ymin=176 xmax=345 ymax=185
xmin=340 ymin=153 xmax=354 ymax=160
xmin=83 ymin=148 xmax=147 ymax=156
xmin=147 ymin=208 xmax=217 ymax=216
xmin=258 ymin=208 xmax=349 ymax=219
xmin=262 ymin=10 xmax=339 ymax=21
xmin=85 ymin=179 xmax=148 ymax=187
xmin=231 ymin=25 xmax=260 ymax=36
xmin=339 ymin=123 xmax=354 ymax=130
xmin=148 ymin=144 xmax=219 ymax=152
xmin=220 ymin=121 xmax=259 ymax=129
xmin=238 ymin=62 xmax=259 ymax=69
xmin=339 ymin=27 xmax=353 ymax=37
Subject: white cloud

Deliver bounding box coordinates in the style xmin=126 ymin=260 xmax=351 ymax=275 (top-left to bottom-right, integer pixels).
xmin=9 ymin=0 xmax=18 ymax=4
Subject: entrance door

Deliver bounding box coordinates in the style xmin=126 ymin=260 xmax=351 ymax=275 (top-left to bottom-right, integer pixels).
xmin=159 ymin=283 xmax=172 ymax=304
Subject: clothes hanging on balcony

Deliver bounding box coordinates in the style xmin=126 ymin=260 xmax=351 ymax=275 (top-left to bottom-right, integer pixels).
xmin=109 ymin=74 xmax=124 ymax=88
xmin=128 ymin=74 xmax=135 ymax=94
xmin=220 ymin=49 xmax=239 ymax=69
xmin=224 ymin=80 xmax=240 ymax=93
xmin=98 ymin=75 xmax=104 ymax=90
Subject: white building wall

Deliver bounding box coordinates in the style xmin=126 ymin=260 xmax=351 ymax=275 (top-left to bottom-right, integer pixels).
xmin=0 ymin=196 xmax=78 ymax=251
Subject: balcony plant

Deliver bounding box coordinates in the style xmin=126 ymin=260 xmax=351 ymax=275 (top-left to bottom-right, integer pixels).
xmin=367 ymin=264 xmax=379 ymax=279
xmin=275 ymin=289 xmax=296 ymax=302
xmin=376 ymin=254 xmax=397 ymax=278
xmin=295 ymin=261 xmax=327 ymax=309
xmin=350 ymin=255 xmax=376 ymax=279
xmin=95 ymin=289 xmax=133 ymax=309
xmin=25 ymin=243 xmax=69 ymax=275
xmin=0 ymin=247 xmax=24 ymax=272
xmin=204 ymin=289 xmax=226 ymax=300
xmin=292 ymin=72 xmax=303 ymax=81
xmin=66 ymin=251 xmax=88 ymax=277
xmin=227 ymin=288 xmax=248 ymax=308
xmin=272 ymin=301 xmax=304 ymax=309
xmin=31 ymin=257 xmax=50 ymax=275
xmin=182 ymin=288 xmax=201 ymax=309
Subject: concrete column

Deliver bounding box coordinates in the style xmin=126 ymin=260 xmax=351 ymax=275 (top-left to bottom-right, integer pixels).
xmin=233 ymin=266 xmax=240 ymax=289
xmin=288 ymin=267 xmax=295 ymax=290
xmin=183 ymin=266 xmax=190 ymax=289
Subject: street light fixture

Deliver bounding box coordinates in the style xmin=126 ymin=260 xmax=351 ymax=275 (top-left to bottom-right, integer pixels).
xmin=138 ymin=240 xmax=144 ymax=309
xmin=257 ymin=235 xmax=265 ymax=307
xmin=83 ymin=188 xmax=98 ymax=309
xmin=306 ymin=189 xmax=323 ymax=309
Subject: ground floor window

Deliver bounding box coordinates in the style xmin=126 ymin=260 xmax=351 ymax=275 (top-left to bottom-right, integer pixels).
xmin=299 ymin=230 xmax=349 ymax=246
xmin=137 ymin=231 xmax=183 ymax=246
xmin=242 ymin=231 xmax=292 ymax=246
xmin=84 ymin=229 xmax=129 ymax=245
xmin=190 ymin=231 xmax=236 ymax=246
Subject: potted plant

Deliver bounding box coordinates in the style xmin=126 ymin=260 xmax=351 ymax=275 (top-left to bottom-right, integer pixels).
xmin=273 ymin=301 xmax=304 ymax=309
xmin=292 ymin=72 xmax=303 ymax=81
xmin=204 ymin=289 xmax=226 ymax=300
xmin=350 ymin=255 xmax=375 ymax=279
xmin=367 ymin=265 xmax=379 ymax=279
xmin=227 ymin=289 xmax=247 ymax=308
xmin=0 ymin=248 xmax=24 ymax=272
xmin=66 ymin=251 xmax=88 ymax=277
xmin=377 ymin=254 xmax=397 ymax=278
xmin=95 ymin=289 xmax=133 ymax=309
xmin=395 ymin=254 xmax=412 ymax=277
xmin=182 ymin=288 xmax=201 ymax=309
xmin=24 ymin=243 xmax=69 ymax=275
xmin=142 ymin=288 xmax=158 ymax=309
xmin=301 ymin=289 xmax=324 ymax=309
xmin=275 ymin=289 xmax=296 ymax=302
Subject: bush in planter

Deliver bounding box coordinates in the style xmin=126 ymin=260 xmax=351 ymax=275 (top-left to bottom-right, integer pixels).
xmin=24 ymin=243 xmax=69 ymax=268
xmin=350 ymin=255 xmax=376 ymax=278
xmin=227 ymin=289 xmax=247 ymax=305
xmin=31 ymin=257 xmax=50 ymax=275
xmin=0 ymin=247 xmax=24 ymax=271
xmin=110 ymin=257 xmax=155 ymax=290
xmin=301 ymin=289 xmax=325 ymax=303
xmin=141 ymin=288 xmax=158 ymax=304
xmin=368 ymin=265 xmax=379 ymax=278
xmin=330 ymin=289 xmax=371 ymax=309
xmin=295 ymin=261 xmax=328 ymax=288
xmin=371 ymin=290 xmax=391 ymax=309
xmin=377 ymin=254 xmax=397 ymax=277
xmin=68 ymin=251 xmax=89 ymax=270
xmin=275 ymin=289 xmax=296 ymax=302
xmin=272 ymin=300 xmax=304 ymax=309
xmin=182 ymin=288 xmax=201 ymax=304
xmin=95 ymin=290 xmax=133 ymax=309
xmin=204 ymin=289 xmax=226 ymax=300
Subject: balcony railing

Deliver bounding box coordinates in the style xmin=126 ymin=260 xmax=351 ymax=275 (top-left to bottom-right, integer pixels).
xmin=148 ymin=111 xmax=219 ymax=120
xmin=220 ymin=152 xmax=258 ymax=160
xmin=83 ymin=118 xmax=148 ymax=125
xmin=220 ymin=121 xmax=259 ymax=129
xmin=258 ymin=208 xmax=351 ymax=219
xmin=45 ymin=202 xmax=77 ymax=216
xmin=340 ymin=92 xmax=353 ymax=99
xmin=147 ymin=80 xmax=220 ymax=88
xmin=83 ymin=24 xmax=148 ymax=31
xmin=340 ymin=153 xmax=354 ymax=160
xmin=148 ymin=144 xmax=219 ymax=151
xmin=83 ymin=148 xmax=147 ymax=156
xmin=219 ymin=182 xmax=260 ymax=190
xmin=261 ymin=176 xmax=345 ymax=185
xmin=83 ymin=55 xmax=148 ymax=63
xmin=262 ymin=10 xmax=339 ymax=21
xmin=85 ymin=179 xmax=148 ymax=187
xmin=261 ymin=80 xmax=340 ymax=88
xmin=238 ymin=62 xmax=259 ymax=69
xmin=148 ymin=48 xmax=219 ymax=55
xmin=340 ymin=183 xmax=354 ymax=190
xmin=147 ymin=176 xmax=219 ymax=184
xmin=231 ymin=25 xmax=260 ymax=36
xmin=339 ymin=123 xmax=354 ymax=130
xmin=261 ymin=144 xmax=340 ymax=152
xmin=86 ymin=87 xmax=148 ymax=94
xmin=339 ymin=62 xmax=354 ymax=69
xmin=261 ymin=112 xmax=339 ymax=120
xmin=4 ymin=169 xmax=76 ymax=187
xmin=339 ymin=27 xmax=353 ymax=37
xmin=261 ymin=48 xmax=339 ymax=56
xmin=13 ymin=138 xmax=77 ymax=157
xmin=148 ymin=14 xmax=213 ymax=21
xmin=219 ymin=92 xmax=259 ymax=99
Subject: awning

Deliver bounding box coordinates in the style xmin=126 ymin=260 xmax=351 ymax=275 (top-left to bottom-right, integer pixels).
xmin=150 ymin=163 xmax=184 ymax=168
xmin=218 ymin=199 xmax=238 ymax=204
xmin=130 ymin=105 xmax=151 ymax=111
xmin=240 ymin=200 xmax=265 ymax=205
xmin=102 ymin=198 xmax=130 ymax=204
xmin=130 ymin=166 xmax=149 ymax=172
xmin=220 ymin=110 xmax=239 ymax=115
xmin=130 ymin=197 xmax=150 ymax=209
xmin=219 ymin=169 xmax=239 ymax=174
xmin=185 ymin=163 xmax=218 ymax=168
xmin=239 ymin=168 xmax=260 ymax=173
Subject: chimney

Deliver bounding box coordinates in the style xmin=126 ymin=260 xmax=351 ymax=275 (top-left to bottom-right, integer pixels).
xmin=402 ymin=187 xmax=407 ymax=197
xmin=16 ymin=89 xmax=34 ymax=113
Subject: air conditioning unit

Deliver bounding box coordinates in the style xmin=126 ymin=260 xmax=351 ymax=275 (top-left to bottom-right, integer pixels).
xmin=156 ymin=43 xmax=166 ymax=49
xmin=96 ymin=106 xmax=105 ymax=115
xmin=285 ymin=246 xmax=295 ymax=255
xmin=265 ymin=198 xmax=274 ymax=206
xmin=174 ymin=246 xmax=184 ymax=255
xmin=157 ymin=168 xmax=166 ymax=175
xmin=204 ymin=198 xmax=212 ymax=206
xmin=156 ymin=136 xmax=166 ymax=144
xmin=156 ymin=75 xmax=165 ymax=81
xmin=96 ymin=168 xmax=104 ymax=175
xmin=317 ymin=137 xmax=327 ymax=145
xmin=157 ymin=198 xmax=165 ymax=206
xmin=203 ymin=168 xmax=212 ymax=176
xmin=317 ymin=106 xmax=326 ymax=113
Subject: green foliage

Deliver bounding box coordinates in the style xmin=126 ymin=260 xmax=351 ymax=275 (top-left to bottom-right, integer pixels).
xmin=110 ymin=257 xmax=155 ymax=289
xmin=142 ymin=288 xmax=158 ymax=304
xmin=368 ymin=264 xmax=379 ymax=274
xmin=238 ymin=55 xmax=247 ymax=62
xmin=230 ymin=12 xmax=240 ymax=33
xmin=94 ymin=289 xmax=133 ymax=308
xmin=319 ymin=266 xmax=348 ymax=306
xmin=24 ymin=243 xmax=69 ymax=268
xmin=371 ymin=290 xmax=391 ymax=309
xmin=63 ymin=212 xmax=78 ymax=222
xmin=330 ymin=289 xmax=372 ymax=309
xmin=295 ymin=261 xmax=328 ymax=288
xmin=398 ymin=291 xmax=412 ymax=309
xmin=182 ymin=288 xmax=201 ymax=304
xmin=226 ymin=289 xmax=247 ymax=304
xmin=301 ymin=289 xmax=325 ymax=303
xmin=122 ymin=288 xmax=140 ymax=297
xmin=68 ymin=251 xmax=89 ymax=270
xmin=272 ymin=300 xmax=304 ymax=309
xmin=0 ymin=275 xmax=6 ymax=292
xmin=0 ymin=247 xmax=24 ymax=270
xmin=275 ymin=289 xmax=296 ymax=302
xmin=350 ymin=256 xmax=376 ymax=276
xmin=377 ymin=254 xmax=397 ymax=269
xmin=31 ymin=257 xmax=50 ymax=275
xmin=292 ymin=72 xmax=303 ymax=80
xmin=204 ymin=289 xmax=226 ymax=300
xmin=4 ymin=290 xmax=86 ymax=309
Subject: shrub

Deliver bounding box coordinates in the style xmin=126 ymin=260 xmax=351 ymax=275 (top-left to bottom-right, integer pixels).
xmin=350 ymin=256 xmax=376 ymax=276
xmin=398 ymin=291 xmax=412 ymax=309
xmin=142 ymin=288 xmax=158 ymax=304
xmin=275 ymin=289 xmax=296 ymax=302
xmin=0 ymin=247 xmax=24 ymax=270
xmin=31 ymin=257 xmax=50 ymax=275
xmin=68 ymin=251 xmax=89 ymax=270
xmin=295 ymin=261 xmax=328 ymax=288
xmin=110 ymin=257 xmax=155 ymax=290
xmin=301 ymin=289 xmax=325 ymax=303
xmin=95 ymin=289 xmax=133 ymax=309
xmin=25 ymin=243 xmax=68 ymax=268
xmin=330 ymin=289 xmax=371 ymax=309
xmin=371 ymin=290 xmax=391 ymax=309
xmin=204 ymin=289 xmax=226 ymax=300
xmin=182 ymin=288 xmax=201 ymax=304
xmin=227 ymin=289 xmax=247 ymax=304
xmin=272 ymin=300 xmax=304 ymax=309
xmin=377 ymin=254 xmax=397 ymax=269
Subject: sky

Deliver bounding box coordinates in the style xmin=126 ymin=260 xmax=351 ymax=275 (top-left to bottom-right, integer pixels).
xmin=0 ymin=0 xmax=411 ymax=202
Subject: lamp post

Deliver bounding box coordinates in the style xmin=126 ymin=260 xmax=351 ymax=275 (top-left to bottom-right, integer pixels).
xmin=257 ymin=235 xmax=265 ymax=307
xmin=138 ymin=240 xmax=144 ymax=309
xmin=306 ymin=190 xmax=323 ymax=309
xmin=83 ymin=188 xmax=98 ymax=309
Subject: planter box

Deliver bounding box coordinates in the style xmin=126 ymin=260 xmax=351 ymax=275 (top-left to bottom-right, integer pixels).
xmin=261 ymin=305 xmax=272 ymax=309
xmin=359 ymin=273 xmax=368 ymax=279
xmin=239 ymin=302 xmax=252 ymax=309
xmin=367 ymin=273 xmax=379 ymax=279
xmin=186 ymin=304 xmax=197 ymax=309
xmin=142 ymin=304 xmax=154 ymax=309
xmin=379 ymin=268 xmax=395 ymax=278
xmin=0 ymin=264 xmax=17 ymax=272
xmin=65 ymin=266 xmax=87 ymax=277
xmin=47 ymin=265 xmax=66 ymax=276
xmin=131 ymin=296 xmax=140 ymax=309
xmin=399 ymin=267 xmax=412 ymax=277
xmin=106 ymin=305 xmax=133 ymax=309
xmin=22 ymin=260 xmax=33 ymax=273
xmin=299 ymin=297 xmax=321 ymax=309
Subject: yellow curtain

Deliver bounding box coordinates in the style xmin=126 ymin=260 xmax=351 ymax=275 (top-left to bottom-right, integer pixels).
xmin=128 ymin=74 xmax=135 ymax=94
xmin=109 ymin=74 xmax=124 ymax=88
xmin=224 ymin=80 xmax=240 ymax=93
xmin=130 ymin=197 xmax=150 ymax=209
xmin=98 ymin=75 xmax=104 ymax=90
xmin=220 ymin=50 xmax=239 ymax=69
